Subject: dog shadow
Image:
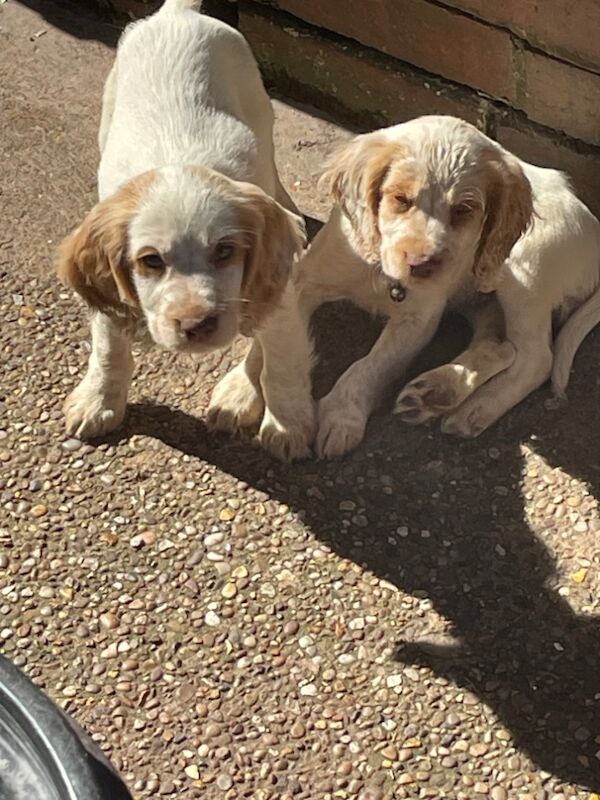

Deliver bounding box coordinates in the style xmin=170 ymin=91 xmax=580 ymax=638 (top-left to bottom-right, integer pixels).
xmin=112 ymin=304 xmax=600 ymax=791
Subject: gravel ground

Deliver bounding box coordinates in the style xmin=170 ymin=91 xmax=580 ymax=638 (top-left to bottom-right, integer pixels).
xmin=1 ymin=2 xmax=599 ymax=799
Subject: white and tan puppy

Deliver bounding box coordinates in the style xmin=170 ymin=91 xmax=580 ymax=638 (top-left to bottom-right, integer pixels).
xmin=212 ymin=115 xmax=600 ymax=459
xmin=58 ymin=0 xmax=305 ymax=444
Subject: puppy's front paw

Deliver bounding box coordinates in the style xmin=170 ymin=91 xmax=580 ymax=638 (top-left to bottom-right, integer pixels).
xmin=207 ymin=366 xmax=264 ymax=433
xmin=441 ymin=404 xmax=489 ymax=438
xmin=258 ymin=407 xmax=316 ymax=462
xmin=64 ymin=377 xmax=128 ymax=439
xmin=316 ymin=396 xmax=367 ymax=459
xmin=395 ymin=364 xmax=470 ymax=425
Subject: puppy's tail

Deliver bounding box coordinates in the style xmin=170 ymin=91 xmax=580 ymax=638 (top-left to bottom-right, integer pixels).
xmin=159 ymin=0 xmax=202 ymax=13
xmin=551 ymin=280 xmax=600 ymax=397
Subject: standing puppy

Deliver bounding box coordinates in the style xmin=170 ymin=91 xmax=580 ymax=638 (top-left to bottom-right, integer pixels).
xmin=58 ymin=0 xmax=305 ymax=445
xmin=211 ymin=115 xmax=600 ymax=458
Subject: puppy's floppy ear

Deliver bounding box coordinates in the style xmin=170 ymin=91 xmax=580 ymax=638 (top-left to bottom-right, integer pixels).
xmin=235 ymin=184 xmax=307 ymax=335
xmin=474 ymin=150 xmax=533 ymax=293
xmin=320 ymin=135 xmax=401 ymax=263
xmin=56 ymin=172 xmax=155 ymax=314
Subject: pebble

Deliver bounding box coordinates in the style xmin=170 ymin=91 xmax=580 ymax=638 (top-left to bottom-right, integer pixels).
xmin=30 ymin=504 xmax=48 ymax=518
xmin=290 ymin=721 xmax=305 ymax=739
xmin=184 ymin=765 xmax=199 ymax=780
xmin=62 ymin=438 xmax=82 ymax=452
xmin=99 ymin=612 xmax=118 ymax=630
xmin=284 ymin=620 xmax=299 ymax=636
xmin=300 ymin=683 xmax=317 ymax=696
xmin=205 ymin=611 xmax=220 ymax=627
xmin=216 ymin=774 xmax=233 ymax=790
xmin=221 ymin=581 xmax=237 ymax=599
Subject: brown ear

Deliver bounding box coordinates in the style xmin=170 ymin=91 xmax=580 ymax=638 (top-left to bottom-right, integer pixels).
xmin=320 ymin=135 xmax=402 ymax=263
xmin=474 ymin=151 xmax=533 ymax=293
xmin=56 ymin=173 xmax=154 ymax=314
xmin=236 ymin=185 xmax=307 ymax=335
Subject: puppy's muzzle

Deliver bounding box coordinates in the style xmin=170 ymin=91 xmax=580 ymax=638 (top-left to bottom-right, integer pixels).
xmin=178 ymin=314 xmax=220 ymax=342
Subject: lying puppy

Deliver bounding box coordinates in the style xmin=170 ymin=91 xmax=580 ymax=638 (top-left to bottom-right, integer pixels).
xmin=211 ymin=115 xmax=600 ymax=459
xmin=57 ymin=0 xmax=305 ymax=441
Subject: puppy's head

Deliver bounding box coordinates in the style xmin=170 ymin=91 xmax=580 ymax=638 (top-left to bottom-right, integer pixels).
xmin=57 ymin=166 xmax=305 ymax=351
xmin=321 ymin=117 xmax=533 ymax=293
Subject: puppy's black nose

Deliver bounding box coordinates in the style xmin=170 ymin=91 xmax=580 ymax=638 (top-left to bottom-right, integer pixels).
xmin=180 ymin=315 xmax=219 ymax=341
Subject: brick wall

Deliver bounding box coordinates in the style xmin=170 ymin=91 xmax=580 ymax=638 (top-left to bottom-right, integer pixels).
xmin=102 ymin=0 xmax=600 ymax=216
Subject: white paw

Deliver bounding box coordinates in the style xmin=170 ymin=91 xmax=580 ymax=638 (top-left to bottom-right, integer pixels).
xmin=441 ymin=404 xmax=490 ymax=438
xmin=206 ymin=366 xmax=264 ymax=433
xmin=258 ymin=406 xmax=316 ymax=462
xmin=395 ymin=364 xmax=470 ymax=425
xmin=64 ymin=376 xmax=128 ymax=439
xmin=316 ymin=396 xmax=367 ymax=459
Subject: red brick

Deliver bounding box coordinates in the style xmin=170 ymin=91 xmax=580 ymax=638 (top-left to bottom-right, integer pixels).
xmin=442 ymin=0 xmax=600 ymax=72
xmin=267 ymin=0 xmax=516 ymax=102
xmin=239 ymin=6 xmax=486 ymax=130
xmin=521 ymin=51 xmax=600 ymax=147
xmin=497 ymin=125 xmax=600 ymax=219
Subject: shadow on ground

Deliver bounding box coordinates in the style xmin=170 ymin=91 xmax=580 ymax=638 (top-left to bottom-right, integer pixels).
xmin=15 ymin=0 xmax=121 ymax=45
xmin=96 ymin=303 xmax=600 ymax=791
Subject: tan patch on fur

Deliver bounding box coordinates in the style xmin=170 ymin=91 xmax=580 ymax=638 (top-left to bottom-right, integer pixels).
xmin=234 ymin=183 xmax=306 ymax=334
xmin=57 ymin=170 xmax=157 ymax=314
xmin=321 ymin=136 xmax=409 ymax=263
xmin=473 ymin=150 xmax=533 ymax=292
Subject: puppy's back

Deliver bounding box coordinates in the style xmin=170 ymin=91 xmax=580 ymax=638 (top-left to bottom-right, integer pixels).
xmin=99 ymin=1 xmax=270 ymax=197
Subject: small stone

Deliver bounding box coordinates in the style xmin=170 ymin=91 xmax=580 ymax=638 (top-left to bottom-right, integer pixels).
xmin=62 ymin=438 xmax=82 ymax=452
xmin=339 ymin=500 xmax=356 ymax=511
xmin=490 ymin=788 xmax=507 ymax=800
xmin=290 ymin=721 xmax=305 ymax=739
xmin=386 ymin=674 xmax=403 ymax=689
xmin=205 ymin=611 xmax=220 ymax=627
xmin=100 ymin=643 xmax=118 ymax=659
xmin=219 ymin=507 xmax=236 ymax=521
xmin=284 ymin=620 xmax=299 ymax=636
xmin=300 ymin=683 xmax=317 ymax=697
xmin=380 ymin=745 xmax=398 ymax=761
xmin=337 ymin=761 xmax=353 ymax=776
xmin=184 ymin=765 xmax=200 ymax=781
xmin=359 ymin=789 xmax=383 ymax=800
xmin=100 ymin=612 xmax=118 ymax=630
xmin=30 ymin=504 xmax=48 ymax=518
xmin=131 ymin=531 xmax=156 ymax=548
xmin=216 ymin=773 xmax=233 ymax=790
xmin=403 ymin=737 xmax=421 ymax=749
xmin=469 ymin=742 xmax=488 ymax=757
xmin=221 ymin=581 xmax=237 ymax=599
xmin=231 ymin=565 xmax=248 ymax=579
xmin=571 ymin=568 xmax=588 ymax=583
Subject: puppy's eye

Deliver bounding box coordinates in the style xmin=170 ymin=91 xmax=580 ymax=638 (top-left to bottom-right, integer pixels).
xmin=214 ymin=243 xmax=234 ymax=263
xmin=451 ymin=204 xmax=474 ymax=225
xmin=140 ymin=253 xmax=166 ymax=270
xmin=395 ymin=194 xmax=413 ymax=212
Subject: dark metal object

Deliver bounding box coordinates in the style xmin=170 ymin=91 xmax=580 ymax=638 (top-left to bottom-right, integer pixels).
xmin=389 ymin=281 xmax=407 ymax=302
xmin=0 ymin=654 xmax=133 ymax=800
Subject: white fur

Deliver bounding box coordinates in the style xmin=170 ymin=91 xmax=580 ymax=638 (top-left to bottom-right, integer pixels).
xmin=219 ymin=116 xmax=600 ymax=458
xmin=63 ymin=0 xmax=303 ymax=440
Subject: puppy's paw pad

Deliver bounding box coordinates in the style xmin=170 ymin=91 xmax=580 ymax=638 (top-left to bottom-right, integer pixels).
xmin=395 ymin=364 xmax=470 ymax=425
